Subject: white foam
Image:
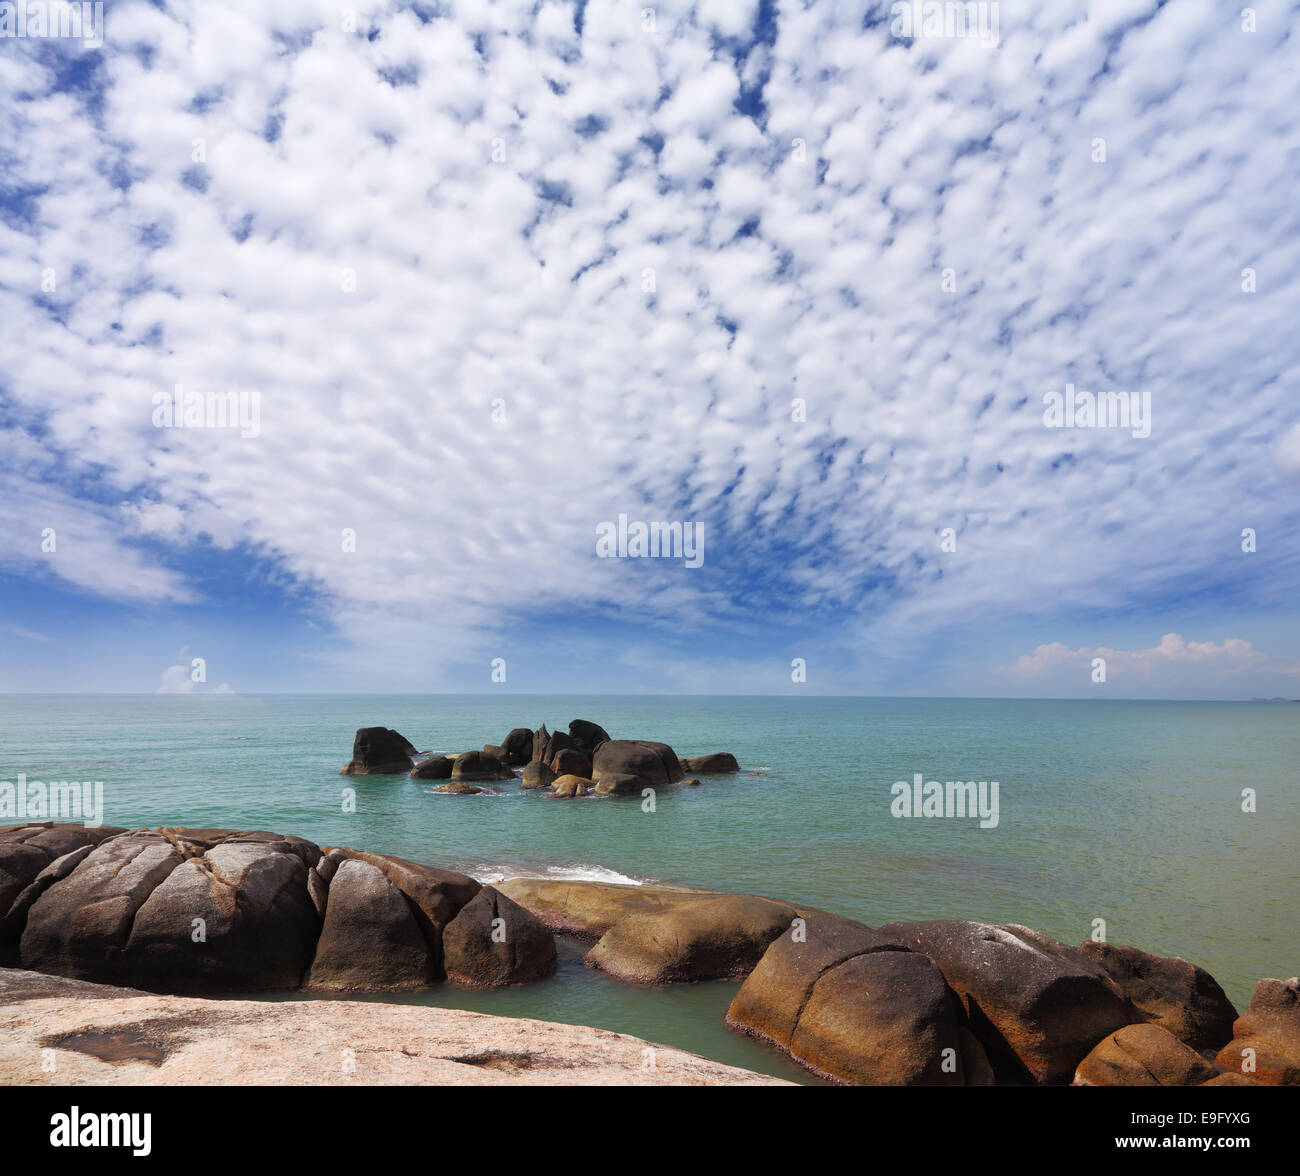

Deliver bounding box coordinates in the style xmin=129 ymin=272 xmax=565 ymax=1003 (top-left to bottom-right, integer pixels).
xmin=473 ymin=862 xmax=651 ymax=886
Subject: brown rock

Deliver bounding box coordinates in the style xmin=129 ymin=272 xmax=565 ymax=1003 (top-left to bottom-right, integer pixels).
xmin=441 ymin=887 xmax=556 ymax=987
xmin=434 ymin=782 xmax=482 ymax=795
xmin=1079 ymin=940 xmax=1237 ymax=1052
xmin=1215 ymin=977 xmax=1300 ymax=1085
xmin=500 ymin=728 xmax=534 ymax=766
xmin=451 ymin=751 xmax=511 ymax=782
xmin=550 ymin=775 xmax=592 ymax=798
xmin=587 ymin=894 xmax=797 ymax=984
xmin=880 ymin=920 xmax=1130 ymax=1084
xmin=306 ymin=860 xmax=433 ymax=991
xmin=521 ymin=760 xmax=556 ymax=791
xmin=339 ymin=727 xmax=416 ymax=775
xmin=591 ymin=740 xmax=683 ymax=793
xmin=790 ymin=949 xmax=968 ymax=1085
xmin=681 ymin=753 xmax=740 ymax=773
xmin=410 ymin=755 xmax=454 ymax=779
xmin=550 ymin=748 xmax=593 ymax=779
xmin=1075 ymin=1023 xmax=1216 ymax=1086
xmin=495 ymin=878 xmax=719 ymax=938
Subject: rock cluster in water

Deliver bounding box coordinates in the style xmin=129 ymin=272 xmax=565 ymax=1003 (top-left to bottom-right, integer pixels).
xmin=339 ymin=718 xmax=740 ymax=797
xmin=2 ymin=821 xmax=1294 ymax=1086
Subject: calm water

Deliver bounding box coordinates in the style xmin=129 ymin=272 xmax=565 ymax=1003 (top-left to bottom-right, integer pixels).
xmin=1 ymin=695 xmax=1296 ymax=1080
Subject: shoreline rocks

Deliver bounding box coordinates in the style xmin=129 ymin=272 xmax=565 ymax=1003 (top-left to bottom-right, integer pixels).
xmin=0 ymin=823 xmax=1278 ymax=1088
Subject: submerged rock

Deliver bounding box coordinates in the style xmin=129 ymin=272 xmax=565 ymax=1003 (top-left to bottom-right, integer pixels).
xmin=550 ymin=774 xmax=592 ymax=798
xmin=681 ymin=753 xmax=740 ymax=774
xmin=340 ymin=727 xmax=416 ymax=775
xmin=434 ymin=782 xmax=483 ymax=795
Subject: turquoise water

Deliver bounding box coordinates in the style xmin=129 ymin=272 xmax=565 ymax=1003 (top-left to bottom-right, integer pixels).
xmin=1 ymin=695 xmax=1296 ymax=1079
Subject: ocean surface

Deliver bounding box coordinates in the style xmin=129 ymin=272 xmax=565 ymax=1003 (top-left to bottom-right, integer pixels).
xmin=1 ymin=694 xmax=1296 ymax=1082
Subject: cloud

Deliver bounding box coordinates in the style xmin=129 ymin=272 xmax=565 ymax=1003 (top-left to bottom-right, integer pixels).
xmin=0 ymin=1 xmax=1297 ymax=684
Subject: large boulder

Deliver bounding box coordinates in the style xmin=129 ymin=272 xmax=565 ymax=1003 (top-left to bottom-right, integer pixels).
xmin=520 ymin=760 xmax=557 ymax=791
xmin=320 ymin=849 xmax=479 ymax=963
xmin=791 ymin=949 xmax=972 ymax=1085
xmin=550 ymin=748 xmax=592 ymax=779
xmin=124 ymin=837 xmax=321 ymax=992
xmin=880 ymin=920 xmax=1131 ymax=1084
xmin=410 ymin=755 xmax=454 ymax=779
xmin=0 ymin=845 xmax=97 ymax=963
xmin=450 ymin=751 xmax=511 ymax=782
xmin=1215 ymin=977 xmax=1300 ymax=1085
xmin=1079 ymin=941 xmax=1237 ymax=1052
xmin=586 ymin=894 xmax=796 ymax=984
xmin=441 ymin=886 xmax=557 ymax=987
xmin=592 ymin=741 xmax=683 ymax=794
xmin=19 ymin=832 xmax=186 ymax=984
xmin=727 ymin=913 xmax=907 ymax=1048
xmin=1075 ymin=1023 xmax=1216 ymax=1087
xmin=339 ymin=727 xmax=416 ymax=775
xmin=567 ymin=719 xmax=611 ymax=754
xmin=306 ymin=859 xmax=433 ymax=991
xmin=501 ymin=728 xmax=534 ymax=766
xmin=681 ymin=753 xmax=740 ymax=774
xmin=0 ymin=824 xmax=125 ymax=917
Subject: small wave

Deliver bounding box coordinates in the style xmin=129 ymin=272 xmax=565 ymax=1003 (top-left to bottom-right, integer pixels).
xmin=473 ymin=862 xmax=652 ymax=886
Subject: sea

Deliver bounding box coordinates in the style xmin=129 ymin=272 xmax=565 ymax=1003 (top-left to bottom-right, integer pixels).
xmin=1 ymin=694 xmax=1296 ymax=1084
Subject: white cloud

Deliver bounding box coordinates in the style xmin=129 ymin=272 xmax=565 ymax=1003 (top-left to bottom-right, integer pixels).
xmin=0 ymin=0 xmax=1296 ymax=681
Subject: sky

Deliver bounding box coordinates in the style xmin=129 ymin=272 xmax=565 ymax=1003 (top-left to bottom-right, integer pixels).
xmin=0 ymin=0 xmax=1298 ymax=698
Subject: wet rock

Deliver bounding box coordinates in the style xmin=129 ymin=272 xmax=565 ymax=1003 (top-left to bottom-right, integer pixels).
xmin=441 ymin=887 xmax=556 ymax=987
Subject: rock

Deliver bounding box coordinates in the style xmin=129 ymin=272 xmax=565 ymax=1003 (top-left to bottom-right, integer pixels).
xmin=339 ymin=727 xmax=416 ymax=775
xmin=1075 ymin=1023 xmax=1217 ymax=1086
xmin=321 ymin=849 xmax=479 ymax=964
xmin=441 ymin=887 xmax=556 ymax=987
xmin=306 ymin=860 xmax=434 ymax=991
xmin=1079 ymin=941 xmax=1237 ymax=1052
xmin=495 ymin=878 xmax=719 ymax=938
xmin=0 ymin=846 xmax=97 ymax=964
xmin=1202 ymin=1071 xmax=1262 ymax=1087
xmin=593 ymin=773 xmax=642 ymax=796
xmin=1215 ymin=977 xmax=1300 ymax=1085
xmin=450 ymin=751 xmax=511 ymax=782
xmin=0 ymin=968 xmax=791 ymax=1086
xmin=434 ymin=782 xmax=482 ymax=795
xmin=521 ymin=760 xmax=557 ymax=790
xmin=550 ymin=748 xmax=592 ymax=778
xmin=681 ymin=753 xmax=740 ymax=773
xmin=880 ymin=920 xmax=1131 ymax=1084
xmin=0 ymin=824 xmax=124 ymax=916
xmin=501 ymin=728 xmax=534 ymax=766
xmin=587 ymin=894 xmax=797 ymax=984
xmin=531 ymin=724 xmax=574 ymax=764
xmin=551 ymin=775 xmax=592 ymax=798
xmin=681 ymin=778 xmax=701 ymax=787
xmin=592 ymin=740 xmax=683 ymax=794
xmin=125 ymin=837 xmax=321 ymax=992
xmin=410 ymin=755 xmax=454 ymax=779
xmin=20 ymin=832 xmax=186 ymax=984
xmin=727 ymin=913 xmax=907 ymax=1049
xmin=567 ymin=719 xmax=611 ymax=754
xmin=791 ymin=949 xmax=969 ymax=1085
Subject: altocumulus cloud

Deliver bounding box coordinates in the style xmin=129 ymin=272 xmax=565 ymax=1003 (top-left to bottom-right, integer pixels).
xmin=0 ymin=0 xmax=1297 ymax=693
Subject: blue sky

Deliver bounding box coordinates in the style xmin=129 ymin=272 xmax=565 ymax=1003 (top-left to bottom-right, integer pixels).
xmin=1 ymin=0 xmax=1298 ymax=698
